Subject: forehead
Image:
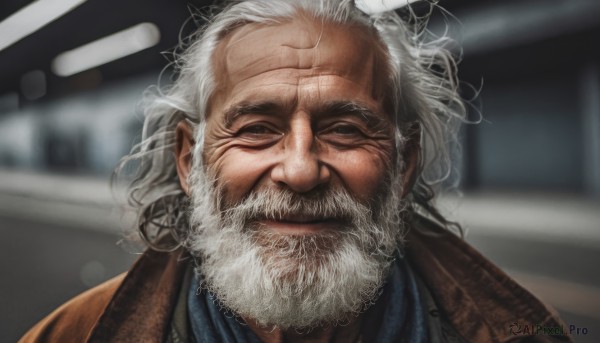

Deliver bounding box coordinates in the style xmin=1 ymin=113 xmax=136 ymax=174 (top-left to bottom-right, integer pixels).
xmin=210 ymin=13 xmax=390 ymax=107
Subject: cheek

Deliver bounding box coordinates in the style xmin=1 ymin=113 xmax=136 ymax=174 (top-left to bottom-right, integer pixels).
xmin=325 ymin=148 xmax=392 ymax=202
xmin=209 ymin=148 xmax=278 ymax=204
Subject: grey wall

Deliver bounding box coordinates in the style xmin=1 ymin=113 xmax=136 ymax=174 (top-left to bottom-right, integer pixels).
xmin=476 ymin=73 xmax=583 ymax=190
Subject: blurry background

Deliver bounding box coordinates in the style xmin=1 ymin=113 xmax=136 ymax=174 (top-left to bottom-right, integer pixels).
xmin=0 ymin=0 xmax=599 ymax=341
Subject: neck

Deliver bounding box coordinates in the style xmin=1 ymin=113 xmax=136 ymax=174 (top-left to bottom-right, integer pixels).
xmin=244 ymin=316 xmax=364 ymax=343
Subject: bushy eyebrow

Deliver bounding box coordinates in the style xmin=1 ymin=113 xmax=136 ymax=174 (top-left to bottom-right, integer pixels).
xmin=222 ymin=101 xmax=282 ymax=128
xmin=316 ymin=101 xmax=387 ymax=129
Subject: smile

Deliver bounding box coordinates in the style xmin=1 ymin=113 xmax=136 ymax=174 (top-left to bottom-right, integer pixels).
xmin=258 ymin=217 xmax=342 ymax=235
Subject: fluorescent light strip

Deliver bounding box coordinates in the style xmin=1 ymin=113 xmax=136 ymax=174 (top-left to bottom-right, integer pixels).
xmin=51 ymin=22 xmax=160 ymax=77
xmin=0 ymin=0 xmax=87 ymax=51
xmin=356 ymin=0 xmax=421 ymax=14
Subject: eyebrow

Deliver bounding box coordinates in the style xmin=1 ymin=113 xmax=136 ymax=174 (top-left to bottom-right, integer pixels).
xmin=316 ymin=101 xmax=387 ymax=129
xmin=222 ymin=101 xmax=283 ymax=128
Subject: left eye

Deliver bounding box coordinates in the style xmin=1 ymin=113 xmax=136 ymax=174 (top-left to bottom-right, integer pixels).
xmin=239 ymin=124 xmax=274 ymax=135
xmin=330 ymin=125 xmax=362 ymax=135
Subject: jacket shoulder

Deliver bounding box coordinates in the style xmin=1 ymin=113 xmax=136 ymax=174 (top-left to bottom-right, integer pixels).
xmin=406 ymin=216 xmax=572 ymax=342
xmin=19 ymin=273 xmax=126 ymax=343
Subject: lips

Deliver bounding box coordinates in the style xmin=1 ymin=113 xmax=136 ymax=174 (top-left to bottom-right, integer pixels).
xmin=257 ymin=216 xmax=342 ymax=235
xmin=277 ymin=214 xmax=335 ymax=223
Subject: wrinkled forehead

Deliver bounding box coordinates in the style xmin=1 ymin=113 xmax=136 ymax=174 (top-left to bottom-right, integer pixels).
xmin=210 ymin=12 xmax=391 ymax=103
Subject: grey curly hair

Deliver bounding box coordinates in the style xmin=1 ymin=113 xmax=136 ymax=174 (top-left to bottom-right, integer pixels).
xmin=113 ymin=0 xmax=466 ymax=251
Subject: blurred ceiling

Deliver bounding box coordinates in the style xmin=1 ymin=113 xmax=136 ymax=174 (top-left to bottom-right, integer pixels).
xmin=0 ymin=0 xmax=198 ymax=101
xmin=0 ymin=0 xmax=599 ymax=106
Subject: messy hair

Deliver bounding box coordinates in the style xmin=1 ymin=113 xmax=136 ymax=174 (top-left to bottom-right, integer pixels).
xmin=113 ymin=0 xmax=466 ymax=250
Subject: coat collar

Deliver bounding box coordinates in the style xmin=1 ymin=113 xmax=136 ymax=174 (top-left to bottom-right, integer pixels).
xmin=87 ymin=247 xmax=190 ymax=342
xmin=406 ymin=216 xmax=572 ymax=343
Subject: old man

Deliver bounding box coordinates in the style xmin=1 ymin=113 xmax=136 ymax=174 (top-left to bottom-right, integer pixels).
xmin=21 ymin=0 xmax=570 ymax=342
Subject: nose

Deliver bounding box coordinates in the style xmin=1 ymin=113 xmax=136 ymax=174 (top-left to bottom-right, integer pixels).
xmin=270 ymin=117 xmax=330 ymax=193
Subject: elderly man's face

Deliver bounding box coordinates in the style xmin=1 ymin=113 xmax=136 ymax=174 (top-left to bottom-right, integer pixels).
xmin=175 ymin=15 xmax=416 ymax=329
xmin=201 ymin=16 xmax=395 ymax=232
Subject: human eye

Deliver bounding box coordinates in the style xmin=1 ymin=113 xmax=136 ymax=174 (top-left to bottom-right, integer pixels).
xmin=323 ymin=122 xmax=366 ymax=138
xmin=238 ymin=124 xmax=275 ymax=136
xmin=319 ymin=122 xmax=367 ymax=147
xmin=329 ymin=124 xmax=363 ymax=136
xmin=235 ymin=123 xmax=282 ymax=146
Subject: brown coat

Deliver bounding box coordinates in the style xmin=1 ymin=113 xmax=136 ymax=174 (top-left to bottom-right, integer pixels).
xmin=20 ymin=217 xmax=572 ymax=343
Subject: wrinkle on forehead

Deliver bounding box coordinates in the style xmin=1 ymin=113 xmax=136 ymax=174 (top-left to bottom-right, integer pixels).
xmin=209 ymin=13 xmax=390 ymax=116
xmin=226 ymin=23 xmax=370 ymax=75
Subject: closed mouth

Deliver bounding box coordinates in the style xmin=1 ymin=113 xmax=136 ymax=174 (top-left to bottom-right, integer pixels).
xmin=254 ymin=216 xmax=344 ymax=235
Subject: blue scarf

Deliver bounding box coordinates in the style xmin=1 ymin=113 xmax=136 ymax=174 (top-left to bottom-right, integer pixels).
xmin=188 ymin=257 xmax=428 ymax=343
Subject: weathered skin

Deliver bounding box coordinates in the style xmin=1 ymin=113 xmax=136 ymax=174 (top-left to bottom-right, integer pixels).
xmin=204 ymin=15 xmax=395 ymax=206
xmin=176 ymin=13 xmax=406 ymax=343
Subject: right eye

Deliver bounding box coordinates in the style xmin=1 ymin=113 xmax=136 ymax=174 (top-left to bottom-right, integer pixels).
xmin=235 ymin=123 xmax=282 ymax=147
xmin=239 ymin=124 xmax=274 ymax=135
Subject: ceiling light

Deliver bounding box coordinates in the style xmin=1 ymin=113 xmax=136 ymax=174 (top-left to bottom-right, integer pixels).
xmin=51 ymin=22 xmax=160 ymax=77
xmin=0 ymin=0 xmax=87 ymax=51
xmin=356 ymin=0 xmax=421 ymax=14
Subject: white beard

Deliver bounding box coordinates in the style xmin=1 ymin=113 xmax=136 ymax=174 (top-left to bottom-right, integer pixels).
xmin=184 ymin=162 xmax=407 ymax=330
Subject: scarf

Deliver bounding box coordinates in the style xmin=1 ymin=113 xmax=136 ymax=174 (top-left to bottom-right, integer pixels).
xmin=187 ymin=257 xmax=428 ymax=343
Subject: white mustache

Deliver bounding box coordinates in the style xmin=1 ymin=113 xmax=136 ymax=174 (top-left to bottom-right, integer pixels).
xmin=219 ymin=187 xmax=372 ymax=229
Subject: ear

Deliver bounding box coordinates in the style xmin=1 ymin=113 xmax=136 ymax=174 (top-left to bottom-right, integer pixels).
xmin=400 ymin=123 xmax=421 ymax=198
xmin=175 ymin=121 xmax=195 ymax=195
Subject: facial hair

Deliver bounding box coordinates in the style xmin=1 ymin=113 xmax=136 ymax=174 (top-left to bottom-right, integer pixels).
xmin=184 ymin=163 xmax=407 ymax=330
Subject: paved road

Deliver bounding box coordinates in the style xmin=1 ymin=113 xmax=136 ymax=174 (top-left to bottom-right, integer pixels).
xmin=0 ymin=215 xmax=136 ymax=342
